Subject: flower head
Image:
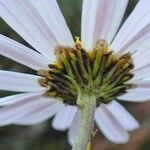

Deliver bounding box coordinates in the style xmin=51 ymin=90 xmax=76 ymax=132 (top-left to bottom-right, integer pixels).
xmin=0 ymin=0 xmax=150 ymax=146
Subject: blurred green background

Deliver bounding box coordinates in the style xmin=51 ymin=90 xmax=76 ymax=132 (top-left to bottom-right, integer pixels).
xmin=0 ymin=0 xmax=150 ymax=150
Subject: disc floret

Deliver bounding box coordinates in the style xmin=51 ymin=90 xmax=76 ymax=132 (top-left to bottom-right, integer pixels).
xmin=38 ymin=39 xmax=134 ymax=105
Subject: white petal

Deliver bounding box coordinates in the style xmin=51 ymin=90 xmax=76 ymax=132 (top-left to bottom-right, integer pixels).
xmin=133 ymin=49 xmax=150 ymax=70
xmin=113 ymin=24 xmax=150 ymax=70
xmin=81 ymin=0 xmax=128 ymax=50
xmin=130 ymin=79 xmax=150 ymax=89
xmin=112 ymin=0 xmax=150 ymax=51
xmin=118 ymin=88 xmax=150 ymax=102
xmin=13 ymin=99 xmax=64 ymax=125
xmin=95 ymin=105 xmax=129 ymax=143
xmin=106 ymin=101 xmax=139 ymax=131
xmin=0 ymin=34 xmax=49 ymax=70
xmin=0 ymin=92 xmax=59 ymax=126
xmin=68 ymin=110 xmax=80 ymax=146
xmin=0 ymin=70 xmax=46 ymax=92
xmin=0 ymin=92 xmax=44 ymax=106
xmin=52 ymin=105 xmax=77 ymax=131
xmin=133 ymin=65 xmax=150 ymax=79
xmin=29 ymin=0 xmax=74 ymax=46
xmin=115 ymin=24 xmax=150 ymax=55
xmin=0 ymin=0 xmax=58 ymax=61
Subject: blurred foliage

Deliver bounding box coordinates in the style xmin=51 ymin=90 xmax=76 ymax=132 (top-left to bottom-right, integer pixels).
xmin=0 ymin=0 xmax=150 ymax=150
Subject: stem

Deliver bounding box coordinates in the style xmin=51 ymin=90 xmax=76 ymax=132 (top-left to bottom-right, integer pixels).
xmin=72 ymin=94 xmax=97 ymax=150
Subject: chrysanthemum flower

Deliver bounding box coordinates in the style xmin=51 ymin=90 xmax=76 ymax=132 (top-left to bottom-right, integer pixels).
xmin=0 ymin=0 xmax=150 ymax=149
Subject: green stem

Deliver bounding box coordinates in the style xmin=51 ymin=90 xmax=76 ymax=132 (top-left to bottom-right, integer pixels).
xmin=72 ymin=94 xmax=97 ymax=150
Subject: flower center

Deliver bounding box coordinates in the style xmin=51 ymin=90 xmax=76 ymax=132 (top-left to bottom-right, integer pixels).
xmin=38 ymin=39 xmax=134 ymax=105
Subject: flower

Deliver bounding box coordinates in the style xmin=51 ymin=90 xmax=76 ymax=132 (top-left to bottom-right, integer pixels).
xmin=0 ymin=0 xmax=150 ymax=146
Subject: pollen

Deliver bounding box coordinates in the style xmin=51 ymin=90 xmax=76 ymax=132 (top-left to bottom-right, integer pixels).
xmin=38 ymin=39 xmax=134 ymax=105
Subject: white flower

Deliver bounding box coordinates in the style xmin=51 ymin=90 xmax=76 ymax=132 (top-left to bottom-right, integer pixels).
xmin=0 ymin=0 xmax=150 ymax=145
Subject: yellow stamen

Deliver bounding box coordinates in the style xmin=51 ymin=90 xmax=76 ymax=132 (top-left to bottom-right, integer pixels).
xmin=75 ymin=36 xmax=81 ymax=44
xmin=75 ymin=36 xmax=82 ymax=49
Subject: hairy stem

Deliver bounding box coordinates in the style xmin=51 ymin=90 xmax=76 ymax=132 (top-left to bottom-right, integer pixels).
xmin=72 ymin=94 xmax=97 ymax=150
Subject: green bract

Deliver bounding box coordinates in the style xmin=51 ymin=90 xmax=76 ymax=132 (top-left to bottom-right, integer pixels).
xmin=39 ymin=39 xmax=134 ymax=105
